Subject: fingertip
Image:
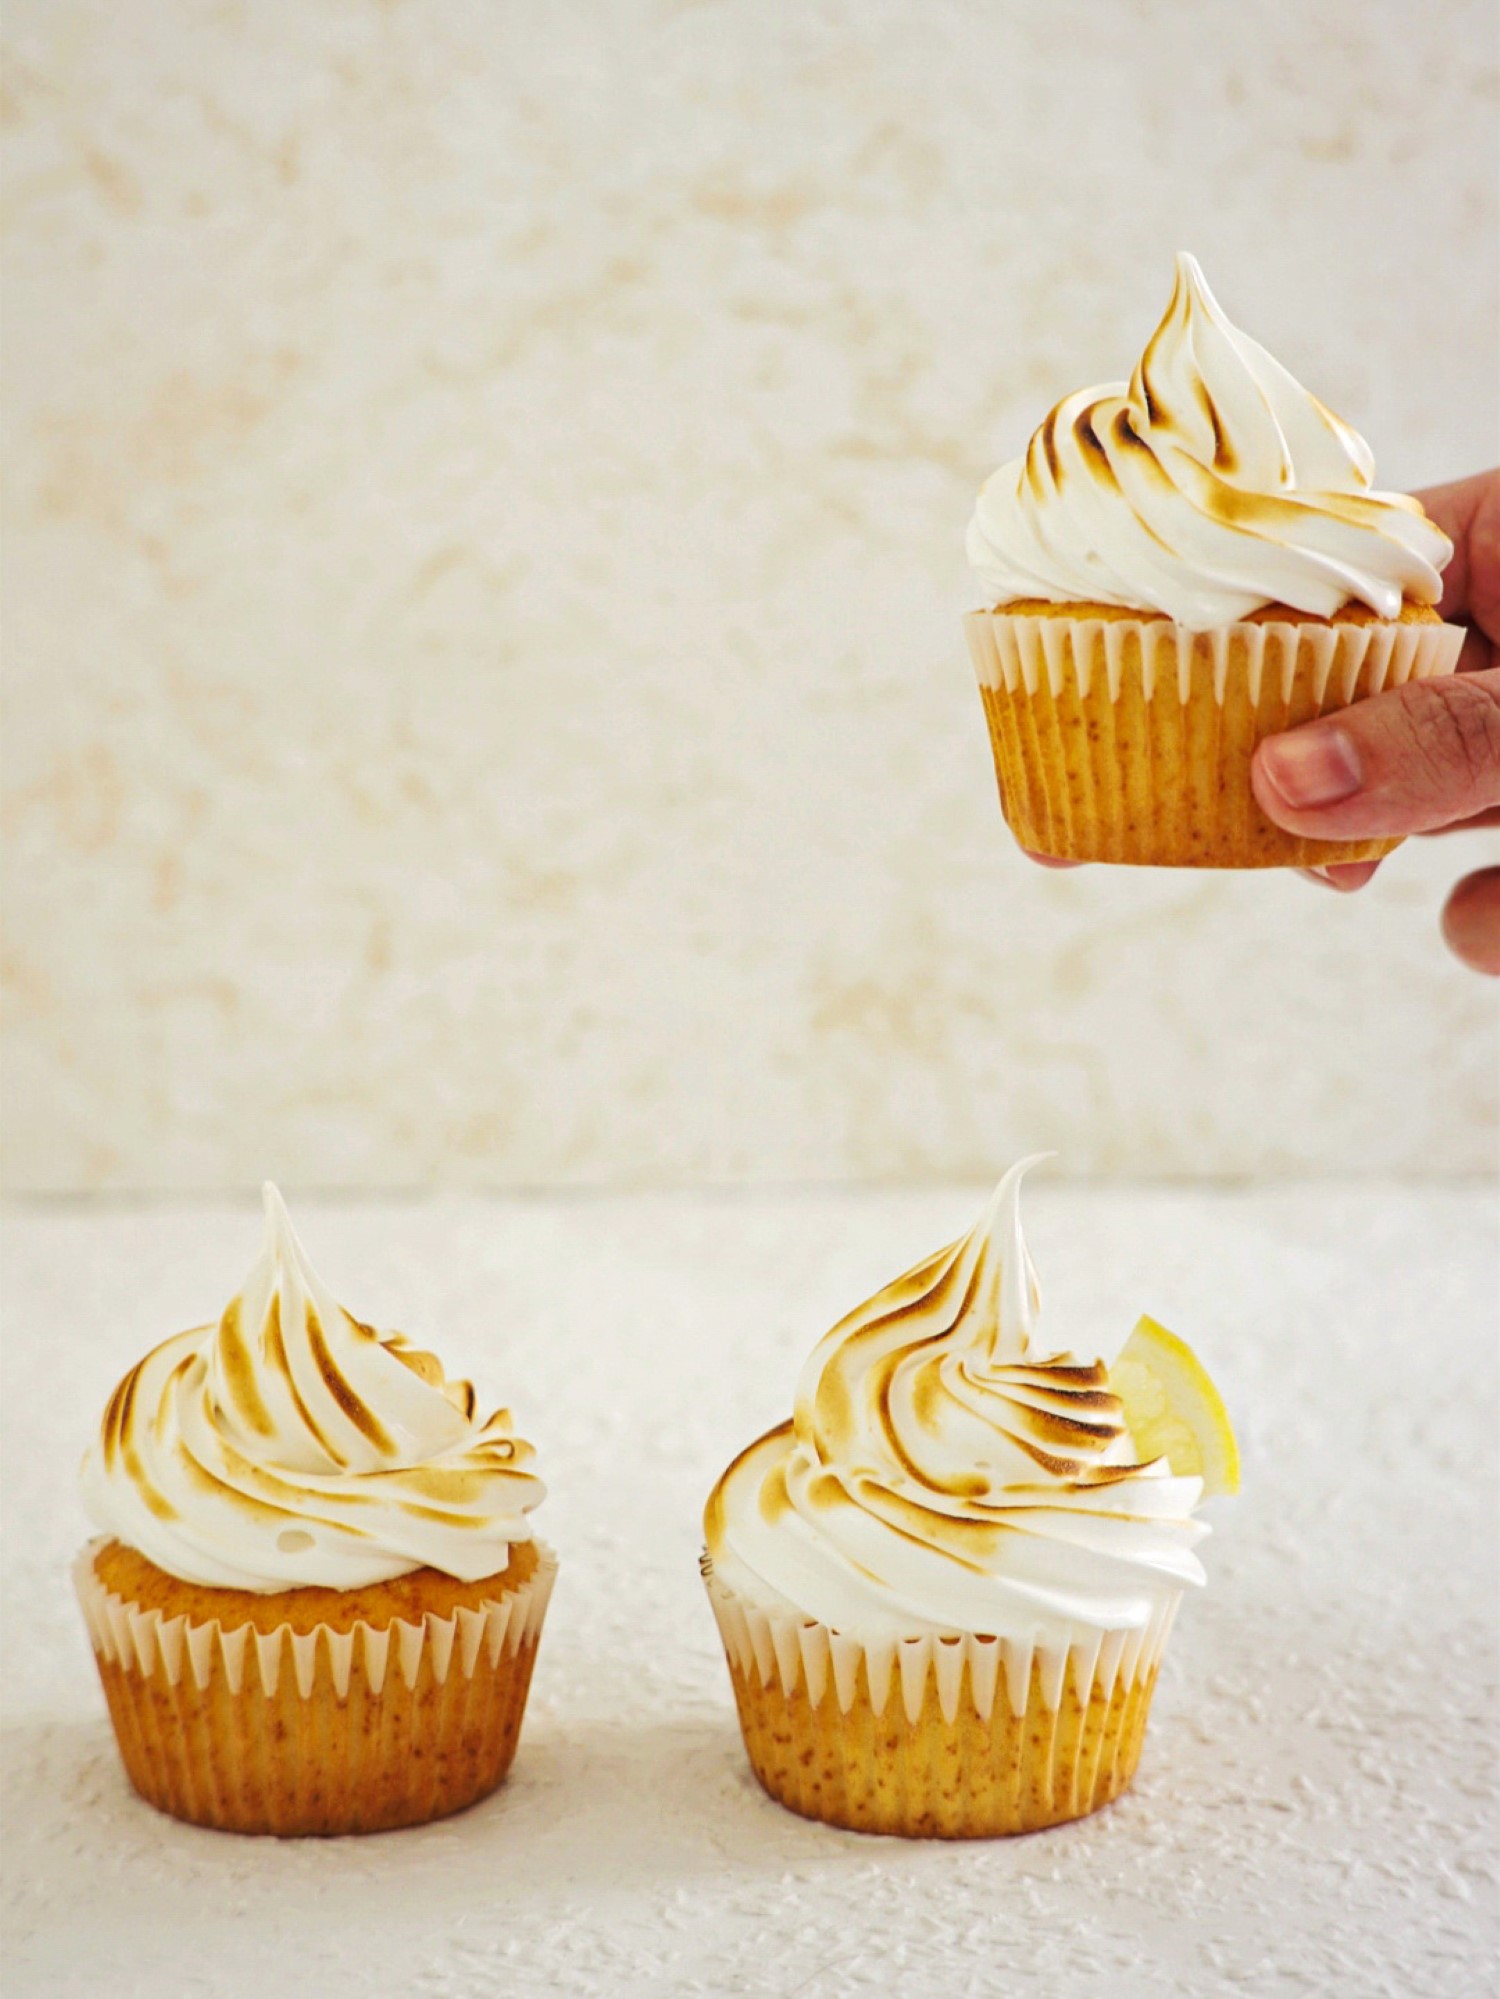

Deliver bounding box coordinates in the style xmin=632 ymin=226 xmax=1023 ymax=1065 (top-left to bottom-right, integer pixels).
xmin=1320 ymin=859 xmax=1382 ymax=893
xmin=1022 ymin=850 xmax=1084 ymax=870
xmin=1253 ymin=728 xmax=1363 ymax=817
xmin=1440 ymin=866 xmax=1500 ymax=976
xmin=1295 ymin=860 xmax=1380 ymax=892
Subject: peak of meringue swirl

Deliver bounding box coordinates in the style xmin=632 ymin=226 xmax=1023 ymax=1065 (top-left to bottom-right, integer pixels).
xmin=81 ymin=1184 xmax=544 ymax=1592
xmin=966 ymin=253 xmax=1452 ymax=629
xmin=706 ymin=1161 xmax=1209 ymax=1640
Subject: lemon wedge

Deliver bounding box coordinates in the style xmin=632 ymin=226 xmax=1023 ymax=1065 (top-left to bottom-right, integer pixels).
xmin=1110 ymin=1313 xmax=1240 ymax=1497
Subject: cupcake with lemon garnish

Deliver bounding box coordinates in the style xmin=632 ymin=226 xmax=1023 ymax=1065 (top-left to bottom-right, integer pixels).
xmin=964 ymin=254 xmax=1465 ymax=866
xmin=701 ymin=1157 xmax=1237 ymax=1838
xmin=75 ymin=1185 xmax=555 ymax=1836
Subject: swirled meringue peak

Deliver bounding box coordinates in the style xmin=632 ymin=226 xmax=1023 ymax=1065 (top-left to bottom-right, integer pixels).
xmin=705 ymin=1158 xmax=1210 ymax=1643
xmin=80 ymin=1184 xmax=544 ymax=1592
xmin=966 ymin=253 xmax=1452 ymax=628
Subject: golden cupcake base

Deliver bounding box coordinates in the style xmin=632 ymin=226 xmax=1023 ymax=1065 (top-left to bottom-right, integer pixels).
xmin=725 ymin=1647 xmax=1158 ymax=1839
xmin=75 ymin=1539 xmax=556 ymax=1836
xmin=965 ymin=601 xmax=1463 ymax=868
xmin=704 ymin=1562 xmax=1177 ymax=1839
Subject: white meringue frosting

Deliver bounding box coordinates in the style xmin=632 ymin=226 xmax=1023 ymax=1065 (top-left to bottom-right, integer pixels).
xmin=705 ymin=1159 xmax=1209 ymax=1643
xmin=80 ymin=1185 xmax=545 ymax=1591
xmin=967 ymin=253 xmax=1451 ymax=629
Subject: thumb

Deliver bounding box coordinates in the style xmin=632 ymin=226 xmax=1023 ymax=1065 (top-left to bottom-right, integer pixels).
xmin=1251 ymin=667 xmax=1500 ymax=840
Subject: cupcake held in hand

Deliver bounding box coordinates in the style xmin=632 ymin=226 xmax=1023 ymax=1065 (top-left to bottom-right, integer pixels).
xmin=75 ymin=1185 xmax=555 ymax=1836
xmin=964 ymin=254 xmax=1465 ymax=866
xmin=701 ymin=1157 xmax=1237 ymax=1838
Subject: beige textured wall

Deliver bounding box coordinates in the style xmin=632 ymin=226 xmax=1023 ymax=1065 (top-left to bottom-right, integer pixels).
xmin=3 ymin=1 xmax=1497 ymax=1191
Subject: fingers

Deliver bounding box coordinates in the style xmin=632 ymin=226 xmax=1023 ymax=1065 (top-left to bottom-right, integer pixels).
xmin=1423 ymin=804 xmax=1500 ymax=834
xmin=1451 ymin=625 xmax=1494 ymax=676
xmin=1440 ymin=866 xmax=1500 ymax=976
xmin=1022 ymin=851 xmax=1083 ymax=870
xmin=1413 ymin=469 xmax=1500 ymax=638
xmin=1252 ymin=666 xmax=1500 ymax=840
xmin=1297 ymin=860 xmax=1382 ymax=892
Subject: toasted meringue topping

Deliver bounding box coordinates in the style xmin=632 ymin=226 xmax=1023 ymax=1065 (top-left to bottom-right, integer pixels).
xmin=705 ymin=1159 xmax=1209 ymax=1640
xmin=80 ymin=1185 xmax=544 ymax=1591
xmin=967 ymin=253 xmax=1452 ymax=629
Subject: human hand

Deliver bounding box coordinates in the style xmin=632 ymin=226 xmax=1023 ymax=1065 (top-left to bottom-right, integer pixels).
xmin=1247 ymin=469 xmax=1500 ymax=972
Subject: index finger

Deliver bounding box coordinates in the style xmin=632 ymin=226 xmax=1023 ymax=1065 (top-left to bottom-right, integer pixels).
xmin=1412 ymin=470 xmax=1500 ymax=642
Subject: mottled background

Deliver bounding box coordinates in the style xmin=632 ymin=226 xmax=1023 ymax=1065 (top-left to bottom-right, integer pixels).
xmin=3 ymin=0 xmax=1497 ymax=1192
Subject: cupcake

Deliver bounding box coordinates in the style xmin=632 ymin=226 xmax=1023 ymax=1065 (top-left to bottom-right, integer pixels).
xmin=701 ymin=1158 xmax=1235 ymax=1838
xmin=964 ymin=254 xmax=1466 ymax=866
xmin=74 ymin=1185 xmax=555 ymax=1836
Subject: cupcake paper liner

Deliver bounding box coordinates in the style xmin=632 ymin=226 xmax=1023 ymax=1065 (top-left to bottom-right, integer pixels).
xmin=964 ymin=611 xmax=1465 ymax=866
xmin=702 ymin=1556 xmax=1179 ymax=1839
xmin=74 ymin=1540 xmax=557 ymax=1836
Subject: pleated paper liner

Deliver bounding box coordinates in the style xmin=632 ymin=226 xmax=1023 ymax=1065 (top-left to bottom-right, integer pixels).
xmin=74 ymin=1539 xmax=557 ymax=1836
xmin=964 ymin=611 xmax=1465 ymax=867
xmin=702 ymin=1556 xmax=1180 ymax=1839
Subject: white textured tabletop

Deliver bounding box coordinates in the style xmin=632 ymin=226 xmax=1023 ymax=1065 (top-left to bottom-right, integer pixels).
xmin=2 ymin=1185 xmax=1496 ymax=1998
